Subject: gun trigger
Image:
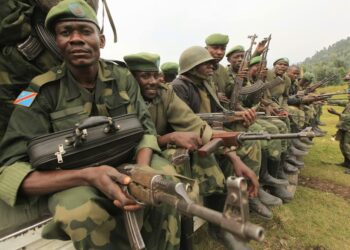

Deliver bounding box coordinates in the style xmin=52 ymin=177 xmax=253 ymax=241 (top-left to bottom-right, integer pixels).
xmin=122 ymin=186 xmax=147 ymax=207
xmin=174 ymin=183 xmax=193 ymax=204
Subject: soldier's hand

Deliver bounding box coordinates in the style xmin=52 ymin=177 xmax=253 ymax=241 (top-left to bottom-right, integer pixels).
xmin=87 ymin=165 xmax=142 ymax=211
xmin=237 ymin=67 xmax=248 ymax=79
xmin=254 ymin=39 xmax=268 ymax=55
xmin=225 ymin=151 xmax=259 ymax=197
xmin=169 ymin=132 xmax=203 ymax=151
xmin=236 ymin=109 xmax=256 ymax=127
xmin=217 ymin=92 xmax=230 ymax=104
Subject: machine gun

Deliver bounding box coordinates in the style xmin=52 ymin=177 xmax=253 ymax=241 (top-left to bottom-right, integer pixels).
xmin=119 ymin=165 xmax=265 ymax=250
xmin=198 ymin=129 xmax=315 ymax=157
xmin=299 ymin=74 xmax=337 ymax=96
xmin=229 ymin=34 xmax=257 ymax=110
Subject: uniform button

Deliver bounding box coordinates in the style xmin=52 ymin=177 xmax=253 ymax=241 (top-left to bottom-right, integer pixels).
xmin=57 ymin=69 xmax=62 ymax=74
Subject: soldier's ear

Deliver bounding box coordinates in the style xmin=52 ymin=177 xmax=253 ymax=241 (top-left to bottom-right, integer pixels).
xmin=99 ymin=34 xmax=106 ymax=49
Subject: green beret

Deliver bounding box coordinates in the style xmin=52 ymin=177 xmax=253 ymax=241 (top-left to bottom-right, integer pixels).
xmin=249 ymin=56 xmax=262 ymax=67
xmin=226 ymin=45 xmax=245 ymax=57
xmin=273 ymin=57 xmax=289 ymax=66
xmin=45 ymin=0 xmax=99 ymax=33
xmin=302 ymin=72 xmax=314 ymax=82
xmin=205 ymin=33 xmax=229 ymax=46
xmin=161 ymin=62 xmax=179 ymax=74
xmin=124 ymin=52 xmax=160 ymax=72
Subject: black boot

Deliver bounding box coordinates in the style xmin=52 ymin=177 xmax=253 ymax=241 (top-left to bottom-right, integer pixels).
xmin=267 ymin=152 xmax=294 ymax=203
xmin=260 ymin=150 xmax=288 ymax=186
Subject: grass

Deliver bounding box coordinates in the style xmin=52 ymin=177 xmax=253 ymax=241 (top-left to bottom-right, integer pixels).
xmin=195 ymin=84 xmax=350 ymax=250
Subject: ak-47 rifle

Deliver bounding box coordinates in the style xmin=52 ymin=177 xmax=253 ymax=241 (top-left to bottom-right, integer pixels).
xmin=197 ymin=111 xmax=282 ymax=129
xmin=229 ymin=34 xmax=257 ymax=110
xmin=299 ymin=74 xmax=337 ymax=96
xmin=300 ymin=90 xmax=347 ymax=104
xmin=257 ymin=34 xmax=271 ymax=82
xmin=239 ymin=35 xmax=283 ymax=96
xmin=198 ymin=129 xmax=315 ymax=157
xmin=119 ymin=165 xmax=265 ymax=250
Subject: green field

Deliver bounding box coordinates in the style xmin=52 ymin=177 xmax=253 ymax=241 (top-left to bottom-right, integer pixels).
xmin=195 ymin=84 xmax=350 ymax=250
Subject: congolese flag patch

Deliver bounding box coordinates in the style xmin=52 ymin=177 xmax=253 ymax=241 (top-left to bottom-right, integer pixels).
xmin=14 ymin=91 xmax=38 ymax=107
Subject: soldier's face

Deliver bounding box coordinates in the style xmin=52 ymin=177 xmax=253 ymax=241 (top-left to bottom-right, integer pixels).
xmin=249 ymin=64 xmax=259 ymax=78
xmin=55 ymin=21 xmax=105 ymax=67
xmin=195 ymin=61 xmax=215 ymax=77
xmin=134 ymin=71 xmax=160 ymax=101
xmin=288 ymin=68 xmax=300 ymax=81
xmin=228 ymin=52 xmax=244 ymax=70
xmin=206 ymin=45 xmax=226 ymax=63
xmin=274 ymin=62 xmax=289 ymax=76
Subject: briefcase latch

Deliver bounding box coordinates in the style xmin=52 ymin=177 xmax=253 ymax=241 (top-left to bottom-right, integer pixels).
xmin=55 ymin=144 xmax=66 ymax=164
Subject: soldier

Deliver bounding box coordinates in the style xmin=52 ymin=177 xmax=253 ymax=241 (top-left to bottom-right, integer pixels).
xmin=0 ymin=1 xmax=180 ymax=249
xmin=123 ymin=51 xmax=259 ymax=249
xmin=171 ymin=46 xmax=280 ymax=219
xmin=328 ymin=75 xmax=350 ymax=170
xmin=286 ymin=65 xmax=306 ymax=132
xmin=298 ymin=72 xmax=326 ymax=136
xmin=258 ymin=57 xmax=303 ymax=202
xmin=204 ymin=33 xmax=231 ymax=105
xmin=160 ymin=62 xmax=179 ymax=83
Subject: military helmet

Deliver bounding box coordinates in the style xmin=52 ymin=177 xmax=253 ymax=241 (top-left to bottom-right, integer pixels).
xmin=179 ymin=46 xmax=215 ymax=74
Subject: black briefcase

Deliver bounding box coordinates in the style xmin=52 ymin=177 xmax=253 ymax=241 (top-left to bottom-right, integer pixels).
xmin=27 ymin=114 xmax=144 ymax=170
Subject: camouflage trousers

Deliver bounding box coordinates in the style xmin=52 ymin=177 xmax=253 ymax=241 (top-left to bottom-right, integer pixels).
xmin=287 ymin=105 xmax=305 ymax=130
xmin=162 ymin=149 xmax=225 ymax=201
xmin=255 ymin=119 xmax=283 ymax=160
xmin=43 ymin=154 xmax=180 ymax=250
xmin=337 ymin=130 xmax=350 ymax=162
xmin=229 ymin=123 xmax=262 ymax=176
xmin=267 ymin=117 xmax=290 ymax=152
xmin=303 ymin=105 xmax=316 ymax=126
xmin=0 ymin=196 xmax=50 ymax=231
xmin=314 ymin=103 xmax=323 ymax=123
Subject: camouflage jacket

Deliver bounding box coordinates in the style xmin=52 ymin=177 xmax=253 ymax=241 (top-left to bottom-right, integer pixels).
xmin=0 ymin=59 xmax=160 ymax=206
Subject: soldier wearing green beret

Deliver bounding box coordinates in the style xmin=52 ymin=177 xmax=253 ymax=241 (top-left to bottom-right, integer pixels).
xmin=160 ymin=62 xmax=179 ymax=83
xmin=0 ymin=1 xmax=180 ymax=249
xmin=204 ymin=33 xmax=232 ymax=105
xmin=124 ymin=51 xmax=259 ymax=249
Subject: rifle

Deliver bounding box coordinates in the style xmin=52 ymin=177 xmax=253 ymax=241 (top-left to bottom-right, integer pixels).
xmin=298 ymin=74 xmax=337 ymax=96
xmin=257 ymin=34 xmax=271 ymax=82
xmin=198 ymin=129 xmax=315 ymax=157
xmin=119 ymin=165 xmax=265 ymax=250
xmin=301 ymin=91 xmax=347 ymax=104
xmin=229 ymin=34 xmax=257 ymax=110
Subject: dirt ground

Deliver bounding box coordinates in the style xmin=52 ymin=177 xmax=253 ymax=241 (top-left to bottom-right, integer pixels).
xmin=299 ymin=175 xmax=350 ymax=201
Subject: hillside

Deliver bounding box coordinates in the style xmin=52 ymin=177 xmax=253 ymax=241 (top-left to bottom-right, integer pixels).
xmin=301 ymin=37 xmax=350 ymax=85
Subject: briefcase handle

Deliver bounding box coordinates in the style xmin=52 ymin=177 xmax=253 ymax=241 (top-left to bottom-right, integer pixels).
xmin=66 ymin=116 xmax=120 ymax=147
xmin=76 ymin=116 xmax=118 ymax=132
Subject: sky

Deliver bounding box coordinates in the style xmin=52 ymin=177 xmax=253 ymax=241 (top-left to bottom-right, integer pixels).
xmin=99 ymin=0 xmax=350 ymax=67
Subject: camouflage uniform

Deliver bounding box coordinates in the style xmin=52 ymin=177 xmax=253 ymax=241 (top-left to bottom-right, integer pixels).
xmin=0 ymin=0 xmax=63 ymax=141
xmin=212 ymin=63 xmax=229 ymax=94
xmin=287 ymin=78 xmax=306 ymax=131
xmin=0 ymin=60 xmax=180 ymax=250
xmin=147 ymin=83 xmax=225 ymax=196
xmin=328 ymin=100 xmax=350 ymax=166
xmin=172 ymin=75 xmax=261 ymax=175
xmin=264 ymin=69 xmax=291 ymax=150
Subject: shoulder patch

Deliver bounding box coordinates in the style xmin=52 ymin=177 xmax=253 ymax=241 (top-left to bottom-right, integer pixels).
xmin=13 ymin=90 xmax=38 ymax=107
